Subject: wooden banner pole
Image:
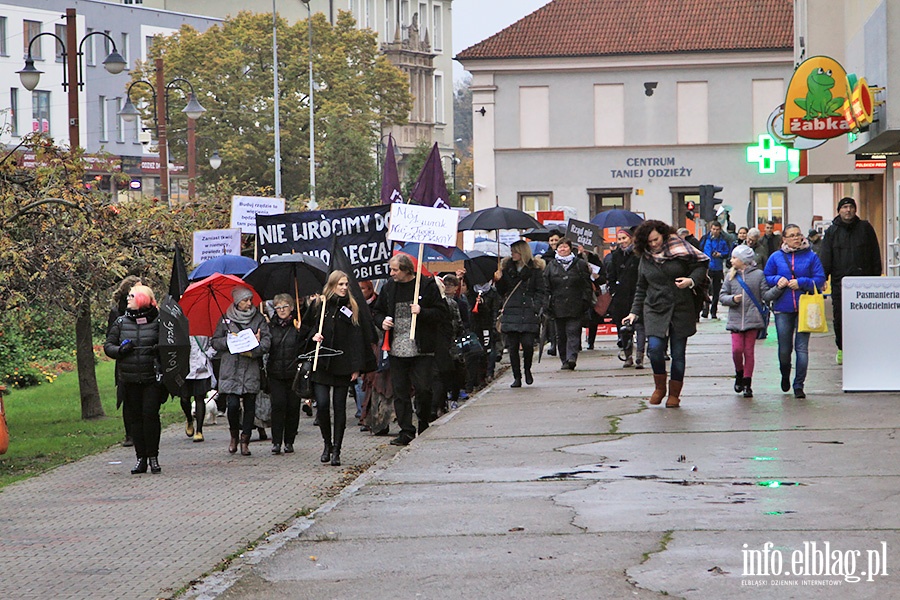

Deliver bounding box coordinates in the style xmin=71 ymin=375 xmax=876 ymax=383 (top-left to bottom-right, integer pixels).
xmin=409 ymin=243 xmax=425 ymax=340
xmin=312 ymin=294 xmax=327 ymax=371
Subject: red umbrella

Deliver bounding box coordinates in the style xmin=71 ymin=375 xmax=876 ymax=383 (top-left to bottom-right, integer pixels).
xmin=179 ymin=273 xmax=262 ymax=336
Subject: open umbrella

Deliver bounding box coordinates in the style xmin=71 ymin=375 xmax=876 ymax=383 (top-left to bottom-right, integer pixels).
xmin=179 ymin=273 xmax=263 ymax=337
xmin=464 ymin=250 xmax=502 ymax=286
xmin=157 ymin=295 xmax=190 ymax=395
xmin=472 ymin=238 xmax=511 ymax=257
xmin=397 ymin=242 xmax=468 ymax=262
xmin=590 ymin=209 xmax=644 ymax=230
xmin=168 ymin=245 xmax=190 ymax=301
xmin=189 ymin=255 xmax=258 ymax=280
xmin=242 ymin=254 xmax=329 ymax=301
xmin=457 ymin=206 xmax=543 ymax=231
xmin=523 ymin=227 xmax=552 ymax=241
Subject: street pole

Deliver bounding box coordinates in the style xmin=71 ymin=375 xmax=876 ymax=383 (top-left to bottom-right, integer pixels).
xmin=305 ymin=1 xmax=316 ymax=205
xmin=187 ymin=116 xmax=196 ymax=201
xmin=65 ymin=9 xmax=79 ymax=147
xmin=155 ymin=58 xmax=169 ymax=207
xmin=272 ymin=0 xmax=282 ymax=198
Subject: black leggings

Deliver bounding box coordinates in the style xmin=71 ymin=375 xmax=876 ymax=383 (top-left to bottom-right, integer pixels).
xmin=314 ymin=383 xmax=349 ymax=449
xmin=122 ymin=382 xmax=162 ymax=458
xmin=505 ymin=331 xmax=535 ymax=379
xmin=270 ymin=377 xmax=301 ymax=446
xmin=179 ymin=394 xmax=206 ymax=433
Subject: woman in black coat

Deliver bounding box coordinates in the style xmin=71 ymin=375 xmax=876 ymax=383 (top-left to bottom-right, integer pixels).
xmin=543 ymin=238 xmax=593 ymax=370
xmin=308 ymin=271 xmax=365 ymax=467
xmin=104 ymin=284 xmax=164 ymax=475
xmin=623 ymin=221 xmax=709 ymax=408
xmin=494 ymin=240 xmax=546 ymax=387
xmin=607 ymin=228 xmax=646 ymax=368
xmin=267 ymin=293 xmax=311 ymax=455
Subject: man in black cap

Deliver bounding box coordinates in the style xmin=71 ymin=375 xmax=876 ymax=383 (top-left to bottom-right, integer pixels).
xmin=819 ymin=197 xmax=882 ymax=364
xmin=808 ymin=228 xmax=823 ymax=255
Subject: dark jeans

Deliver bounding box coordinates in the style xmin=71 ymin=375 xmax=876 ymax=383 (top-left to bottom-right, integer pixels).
xmin=121 ymin=382 xmax=162 ymax=458
xmin=648 ymin=335 xmax=688 ymax=381
xmin=832 ymin=281 xmax=843 ymax=350
xmin=774 ymin=312 xmax=809 ymax=389
xmin=585 ymin=309 xmax=603 ymax=348
xmin=504 ymin=331 xmax=535 ymax=380
xmin=314 ymin=382 xmax=349 ymax=449
xmin=270 ymin=377 xmax=301 ymax=446
xmin=390 ymin=355 xmax=434 ymax=439
xmin=703 ymin=270 xmax=724 ymax=317
xmin=225 ymin=393 xmax=257 ymax=437
xmin=555 ymin=317 xmax=582 ymax=365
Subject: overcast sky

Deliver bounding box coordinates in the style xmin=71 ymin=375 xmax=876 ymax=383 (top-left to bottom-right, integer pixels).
xmin=452 ymin=0 xmax=550 ymax=82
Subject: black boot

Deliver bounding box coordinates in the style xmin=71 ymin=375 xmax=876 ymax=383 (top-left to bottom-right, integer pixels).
xmin=149 ymin=456 xmax=161 ymax=474
xmin=780 ymin=364 xmax=791 ymax=392
xmin=131 ymin=457 xmax=147 ymax=475
xmin=320 ymin=441 xmax=333 ymax=463
xmin=330 ymin=445 xmax=341 ymax=466
xmin=734 ymin=370 xmax=744 ymax=393
xmin=743 ymin=377 xmax=753 ymax=398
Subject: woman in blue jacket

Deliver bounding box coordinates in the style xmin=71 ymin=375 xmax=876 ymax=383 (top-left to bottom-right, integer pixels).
xmin=763 ymin=224 xmax=826 ymax=398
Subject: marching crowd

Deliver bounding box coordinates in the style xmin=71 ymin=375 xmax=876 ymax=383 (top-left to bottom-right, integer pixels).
xmin=105 ymin=197 xmax=881 ymax=475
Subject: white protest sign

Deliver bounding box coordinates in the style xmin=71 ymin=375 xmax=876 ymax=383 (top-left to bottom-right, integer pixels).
xmin=842 ymin=276 xmax=900 ymax=391
xmin=226 ymin=328 xmax=260 ymax=355
xmin=231 ymin=196 xmax=285 ymax=234
xmin=498 ymin=229 xmax=520 ymax=245
xmin=387 ymin=203 xmax=458 ymax=247
xmin=192 ymin=228 xmax=242 ymax=265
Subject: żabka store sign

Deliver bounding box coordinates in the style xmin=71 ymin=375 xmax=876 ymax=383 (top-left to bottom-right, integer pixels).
xmin=783 ymin=56 xmax=852 ymax=140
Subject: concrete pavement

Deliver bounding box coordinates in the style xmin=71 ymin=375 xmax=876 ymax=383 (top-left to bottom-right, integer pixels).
xmin=208 ymin=320 xmax=900 ymax=599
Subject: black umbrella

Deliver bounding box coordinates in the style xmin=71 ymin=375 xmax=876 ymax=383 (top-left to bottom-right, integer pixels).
xmin=243 ymin=254 xmax=329 ymax=301
xmin=168 ymin=244 xmax=190 ymax=301
xmin=158 ymin=295 xmax=191 ymax=395
xmin=464 ymin=250 xmax=501 ymax=286
xmin=457 ymin=206 xmax=543 ymax=231
xmin=523 ymin=227 xmax=552 ymax=241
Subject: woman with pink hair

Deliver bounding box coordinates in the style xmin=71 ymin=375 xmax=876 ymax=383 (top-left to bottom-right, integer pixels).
xmin=104 ymin=285 xmax=165 ymax=475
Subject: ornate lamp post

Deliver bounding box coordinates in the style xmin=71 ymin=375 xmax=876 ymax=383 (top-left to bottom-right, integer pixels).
xmin=301 ymin=0 xmax=316 ymax=205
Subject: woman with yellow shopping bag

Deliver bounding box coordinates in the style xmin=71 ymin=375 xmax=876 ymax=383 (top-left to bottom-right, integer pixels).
xmin=763 ymin=225 xmax=826 ymax=398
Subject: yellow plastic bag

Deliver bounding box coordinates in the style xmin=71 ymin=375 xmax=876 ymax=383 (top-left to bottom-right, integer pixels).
xmin=798 ymin=285 xmax=828 ymax=333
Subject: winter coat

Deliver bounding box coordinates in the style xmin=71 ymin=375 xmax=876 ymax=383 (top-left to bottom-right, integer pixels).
xmin=543 ymin=256 xmax=593 ymax=320
xmin=466 ymin=286 xmax=500 ymax=337
xmin=212 ymin=311 xmax=271 ymax=395
xmin=495 ymin=257 xmax=546 ymax=334
xmin=372 ymin=275 xmax=449 ymax=355
xmin=104 ymin=306 xmax=161 ymax=385
xmin=267 ymin=316 xmax=310 ymax=380
xmin=701 ymin=235 xmax=731 ymax=272
xmin=763 ymin=248 xmax=827 ymax=314
xmin=630 ymin=256 xmax=709 ymax=339
xmin=819 ymin=215 xmax=882 ymax=281
xmin=306 ymin=295 xmax=365 ymax=386
xmin=607 ymin=247 xmax=640 ymax=324
xmin=719 ymin=266 xmax=771 ymax=332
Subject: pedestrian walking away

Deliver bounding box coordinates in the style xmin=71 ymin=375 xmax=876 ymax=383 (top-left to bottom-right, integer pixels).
xmin=266 ymin=294 xmax=310 ymax=455
xmin=818 ymin=197 xmax=882 ymax=365
xmin=719 ymin=245 xmax=772 ymax=398
xmin=763 ymin=224 xmax=826 ymax=399
xmin=212 ymin=286 xmax=272 ymax=456
xmin=543 ymin=238 xmax=593 ymax=371
xmin=494 ymin=240 xmax=546 ymax=387
xmin=179 ymin=335 xmax=215 ymax=442
xmin=624 ymin=221 xmax=710 ymax=408
xmin=104 ymin=284 xmax=165 ymax=475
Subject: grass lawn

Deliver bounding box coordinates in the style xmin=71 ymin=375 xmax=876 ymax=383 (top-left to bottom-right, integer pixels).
xmin=0 ymin=358 xmax=184 ymax=490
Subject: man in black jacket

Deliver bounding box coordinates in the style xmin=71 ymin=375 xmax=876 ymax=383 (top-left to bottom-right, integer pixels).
xmin=372 ymin=254 xmax=450 ymax=445
xmin=819 ymin=197 xmax=882 ymax=364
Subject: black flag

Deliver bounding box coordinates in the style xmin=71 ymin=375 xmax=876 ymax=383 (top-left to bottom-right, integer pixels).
xmin=329 ymin=236 xmax=378 ymax=373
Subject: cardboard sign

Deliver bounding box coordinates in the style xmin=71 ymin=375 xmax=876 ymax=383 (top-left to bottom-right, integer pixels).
xmin=387 ymin=203 xmax=458 ymax=247
xmin=231 ymin=196 xmax=285 ymax=234
xmin=192 ymin=228 xmax=242 ymax=264
xmin=566 ymin=219 xmax=604 ymax=249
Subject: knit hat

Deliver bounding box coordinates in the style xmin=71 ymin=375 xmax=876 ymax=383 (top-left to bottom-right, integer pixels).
xmin=616 ymin=228 xmax=633 ymax=239
xmin=231 ymin=286 xmax=254 ymax=304
xmin=731 ymin=244 xmax=756 ymax=266
xmin=837 ymin=197 xmax=857 ymax=210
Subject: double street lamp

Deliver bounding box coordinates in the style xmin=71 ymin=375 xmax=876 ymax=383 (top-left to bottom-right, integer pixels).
xmin=118 ymin=58 xmax=206 ymax=206
xmin=17 ymin=8 xmax=127 ymax=148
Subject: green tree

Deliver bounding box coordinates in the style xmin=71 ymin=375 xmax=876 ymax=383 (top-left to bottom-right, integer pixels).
xmin=129 ymin=10 xmax=412 ymax=203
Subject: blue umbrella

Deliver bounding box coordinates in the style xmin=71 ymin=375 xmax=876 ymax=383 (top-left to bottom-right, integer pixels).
xmin=189 ymin=255 xmax=258 ymax=280
xmin=590 ymin=209 xmax=644 ymax=230
xmin=397 ymin=242 xmax=468 ymax=262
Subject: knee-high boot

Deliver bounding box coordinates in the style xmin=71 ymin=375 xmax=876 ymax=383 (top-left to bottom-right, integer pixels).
xmin=649 ymin=374 xmax=667 ymax=405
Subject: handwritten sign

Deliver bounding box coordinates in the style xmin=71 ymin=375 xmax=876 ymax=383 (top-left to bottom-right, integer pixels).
xmin=231 ymin=196 xmax=285 ymax=234
xmin=566 ymin=219 xmax=603 ymax=249
xmin=387 ymin=203 xmax=458 ymax=247
xmin=226 ymin=328 xmax=259 ymax=355
xmin=192 ymin=228 xmax=242 ymax=265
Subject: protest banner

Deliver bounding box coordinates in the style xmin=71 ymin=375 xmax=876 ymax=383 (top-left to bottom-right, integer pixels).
xmin=231 ymin=196 xmax=285 ymax=234
xmin=256 ymin=205 xmax=392 ymax=281
xmin=566 ymin=218 xmax=604 ymax=249
xmin=192 ymin=228 xmax=242 ymax=264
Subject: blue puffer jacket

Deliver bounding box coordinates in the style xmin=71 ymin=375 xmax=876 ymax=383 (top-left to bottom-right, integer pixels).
xmin=763 ymin=248 xmax=826 ymax=314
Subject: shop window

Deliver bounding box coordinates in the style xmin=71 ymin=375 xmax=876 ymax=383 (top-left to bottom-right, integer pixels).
xmin=753 ymin=189 xmax=785 ymax=232
xmin=518 ymin=192 xmax=552 ymax=218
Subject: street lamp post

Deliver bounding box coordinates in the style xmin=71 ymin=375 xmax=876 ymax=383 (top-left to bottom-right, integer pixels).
xmin=17 ymin=8 xmax=126 ymax=149
xmin=301 ymin=0 xmax=316 ymax=205
xmin=118 ymin=57 xmax=206 ymax=206
xmin=272 ymin=0 xmax=282 ymax=198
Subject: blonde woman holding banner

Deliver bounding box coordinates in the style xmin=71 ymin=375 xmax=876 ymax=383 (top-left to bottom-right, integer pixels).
xmin=307 ymin=271 xmax=366 ymax=466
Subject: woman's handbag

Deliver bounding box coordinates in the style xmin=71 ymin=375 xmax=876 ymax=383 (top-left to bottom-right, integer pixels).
xmin=735 ymin=275 xmax=770 ymax=339
xmin=495 ymin=281 xmax=522 ymax=334
xmin=798 ymin=284 xmax=828 ymax=333
xmin=292 ymin=359 xmax=315 ymax=399
xmin=0 ymin=388 xmax=9 ymax=455
xmin=593 ymin=288 xmax=613 ymax=317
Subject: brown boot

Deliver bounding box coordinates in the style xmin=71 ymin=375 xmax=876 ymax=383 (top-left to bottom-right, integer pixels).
xmin=240 ymin=433 xmax=252 ymax=456
xmin=666 ymin=380 xmax=683 ymax=408
xmin=228 ymin=429 xmax=239 ymax=454
xmin=648 ymin=374 xmax=667 ymax=405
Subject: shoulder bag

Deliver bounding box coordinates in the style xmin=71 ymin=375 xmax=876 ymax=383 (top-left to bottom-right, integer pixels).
xmin=736 ymin=274 xmax=770 ymax=339
xmin=495 ymin=280 xmax=522 ymax=334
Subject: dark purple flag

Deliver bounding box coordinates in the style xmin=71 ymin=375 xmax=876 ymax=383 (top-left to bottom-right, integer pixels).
xmin=380 ymin=135 xmax=404 ymax=204
xmin=410 ymin=143 xmax=451 ymax=210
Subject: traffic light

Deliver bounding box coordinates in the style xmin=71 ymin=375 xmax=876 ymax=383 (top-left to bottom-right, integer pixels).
xmin=685 ymin=200 xmax=696 ymax=222
xmin=698 ymin=185 xmax=723 ymax=221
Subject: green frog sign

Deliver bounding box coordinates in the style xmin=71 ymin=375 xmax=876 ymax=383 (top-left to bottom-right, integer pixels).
xmin=783 ymin=56 xmax=852 ymax=140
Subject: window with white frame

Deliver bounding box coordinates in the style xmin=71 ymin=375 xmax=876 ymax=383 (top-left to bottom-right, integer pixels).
xmin=10 ymin=88 xmax=18 ymax=136
xmin=385 ymin=0 xmax=395 ymax=41
xmin=366 ymin=0 xmax=374 ymax=28
xmin=434 ymin=73 xmax=444 ymax=123
xmin=519 ymin=86 xmax=550 ymax=148
xmin=401 ymin=0 xmax=409 ymax=28
xmin=418 ymin=2 xmax=428 ymax=40
xmin=102 ymin=30 xmax=111 ymax=58
xmin=593 ymin=83 xmax=625 ymax=146
xmin=120 ymin=32 xmax=129 ymax=66
xmin=518 ymin=192 xmax=552 ymax=218
xmin=55 ymin=24 xmax=66 ymax=62
xmin=32 ymin=90 xmax=50 ymax=133
xmin=24 ymin=21 xmax=41 ymax=59
xmin=99 ymin=95 xmax=108 ymax=141
xmin=85 ymin=28 xmax=95 ymax=65
xmin=676 ymin=81 xmax=708 ymax=144
xmin=116 ymin=97 xmax=125 ymax=142
xmin=432 ymin=3 xmax=442 ymax=51
xmin=0 ymin=17 xmax=8 ymax=56
xmin=753 ymin=189 xmax=785 ymax=231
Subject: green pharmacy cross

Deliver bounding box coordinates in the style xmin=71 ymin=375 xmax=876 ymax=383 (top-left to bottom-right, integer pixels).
xmin=746 ymin=134 xmax=800 ymax=177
